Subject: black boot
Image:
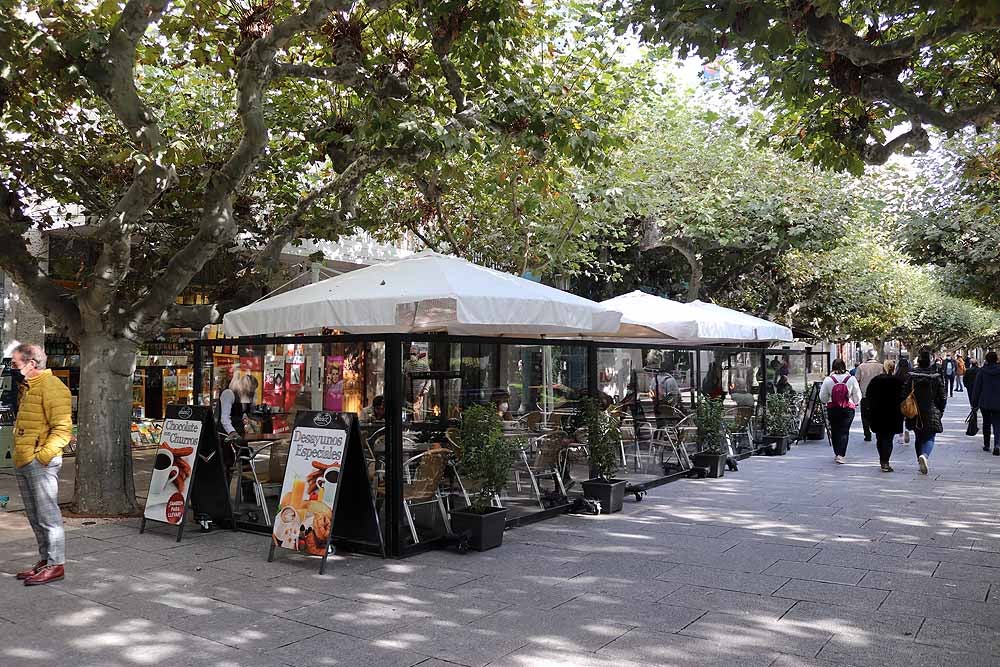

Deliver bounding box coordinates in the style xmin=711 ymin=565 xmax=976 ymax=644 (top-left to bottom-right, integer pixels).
xmin=985 ymin=442 xmax=991 ymax=452
xmin=994 ymin=447 xmax=999 ymax=456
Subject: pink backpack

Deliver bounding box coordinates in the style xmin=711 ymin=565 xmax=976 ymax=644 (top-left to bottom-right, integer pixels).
xmin=829 ymin=375 xmax=853 ymax=409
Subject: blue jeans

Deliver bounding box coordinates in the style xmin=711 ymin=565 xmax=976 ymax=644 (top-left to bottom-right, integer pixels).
xmin=914 ymin=433 xmax=935 ymax=459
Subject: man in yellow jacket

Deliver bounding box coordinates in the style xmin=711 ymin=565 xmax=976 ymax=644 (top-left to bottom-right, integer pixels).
xmin=11 ymin=343 xmax=73 ymax=586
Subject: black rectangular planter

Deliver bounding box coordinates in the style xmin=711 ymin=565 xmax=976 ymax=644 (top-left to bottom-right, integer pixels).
xmin=691 ymin=451 xmax=727 ymax=478
xmin=450 ymin=507 xmax=507 ymax=551
xmin=761 ymin=435 xmax=789 ymax=455
xmin=582 ymin=479 xmax=627 ymax=514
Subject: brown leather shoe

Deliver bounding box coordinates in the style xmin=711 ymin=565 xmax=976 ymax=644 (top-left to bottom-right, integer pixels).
xmin=24 ymin=564 xmax=64 ymax=586
xmin=15 ymin=560 xmax=46 ymax=580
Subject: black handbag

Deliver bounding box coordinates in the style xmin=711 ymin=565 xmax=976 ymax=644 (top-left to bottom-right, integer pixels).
xmin=966 ymin=409 xmax=979 ymax=437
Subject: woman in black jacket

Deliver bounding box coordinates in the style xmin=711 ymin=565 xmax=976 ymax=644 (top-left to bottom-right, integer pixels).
xmin=865 ymin=360 xmax=905 ymax=472
xmin=971 ymin=351 xmax=1000 ymax=455
xmin=904 ymin=350 xmax=947 ymax=475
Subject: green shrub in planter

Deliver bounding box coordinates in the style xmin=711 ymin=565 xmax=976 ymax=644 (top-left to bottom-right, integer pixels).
xmin=452 ymin=404 xmax=516 ymax=549
xmin=763 ymin=393 xmax=793 ymax=455
xmin=581 ymin=397 xmax=627 ymax=513
xmin=693 ymin=398 xmax=728 ymax=477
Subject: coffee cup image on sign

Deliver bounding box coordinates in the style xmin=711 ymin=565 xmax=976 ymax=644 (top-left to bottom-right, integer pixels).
xmin=323 ymin=467 xmax=340 ymax=485
xmin=150 ymin=450 xmax=180 ymax=495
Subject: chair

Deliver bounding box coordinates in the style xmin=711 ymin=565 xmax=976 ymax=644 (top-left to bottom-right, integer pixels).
xmin=513 ymin=432 xmax=569 ymax=509
xmin=402 ymin=449 xmax=452 ymax=545
xmin=622 ymin=420 xmax=655 ymax=471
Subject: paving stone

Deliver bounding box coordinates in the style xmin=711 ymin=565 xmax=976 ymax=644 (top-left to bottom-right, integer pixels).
xmin=817 ymin=632 xmax=997 ymax=667
xmin=879 ymin=590 xmax=1000 ymax=630
xmin=551 ymin=571 xmax=687 ymax=603
xmin=655 ymin=563 xmax=790 ymax=595
xmin=772 ymin=578 xmax=889 ymax=610
xmin=380 ymin=620 xmax=529 ymax=667
xmin=660 ymin=585 xmax=796 ymax=618
xmin=204 ymin=580 xmax=332 ymax=614
xmin=448 ymin=573 xmax=587 ymax=610
xmin=487 ymin=645 xmax=659 ymax=667
xmin=724 ymin=540 xmax=821 ymax=563
xmin=718 ymin=528 xmax=823 ymax=548
xmin=809 ymin=548 xmax=938 ymax=576
xmin=596 ymin=627 xmax=778 ymax=666
xmin=912 ymin=545 xmax=1000 ymax=568
xmin=468 ymin=603 xmax=634 ymax=652
xmin=779 ymin=601 xmax=923 ymax=640
xmin=915 ymin=618 xmax=1000 ymax=655
xmin=267 ymin=630 xmax=428 ymax=666
xmin=366 ymin=563 xmax=482 ymax=591
xmin=818 ymin=537 xmax=915 ymax=557
xmin=762 ymin=560 xmax=867 ymax=585
xmin=857 ymin=570 xmax=989 ymax=601
xmin=933 ymin=561 xmax=1000 ymax=584
xmin=681 ymin=611 xmax=833 ymax=658
xmin=550 ymin=593 xmax=705 ymax=633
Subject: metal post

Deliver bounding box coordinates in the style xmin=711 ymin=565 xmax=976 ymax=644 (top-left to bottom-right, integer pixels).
xmin=586 ymin=342 xmax=599 ymax=398
xmin=193 ymin=341 xmax=202 ymax=406
xmin=759 ymin=350 xmax=768 ymax=436
xmin=384 ymin=335 xmax=404 ymax=558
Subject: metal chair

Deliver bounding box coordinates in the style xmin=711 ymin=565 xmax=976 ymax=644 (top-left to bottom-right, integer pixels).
xmin=512 ymin=432 xmax=569 ymax=509
xmin=401 ymin=449 xmax=452 ymax=545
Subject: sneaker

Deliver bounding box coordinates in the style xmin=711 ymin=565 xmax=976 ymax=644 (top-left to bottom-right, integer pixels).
xmin=835 ymin=456 xmax=846 ymax=464
xmin=881 ymin=464 xmax=894 ymax=473
xmin=918 ymin=454 xmax=929 ymax=475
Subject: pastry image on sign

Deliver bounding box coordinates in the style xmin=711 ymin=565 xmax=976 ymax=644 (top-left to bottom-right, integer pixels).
xmin=143 ymin=417 xmax=202 ymax=525
xmin=272 ymin=423 xmax=347 ymax=556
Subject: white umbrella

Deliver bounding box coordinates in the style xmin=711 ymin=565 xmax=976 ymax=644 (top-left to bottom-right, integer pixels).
xmin=600 ymin=291 xmax=758 ymax=344
xmin=223 ymin=251 xmax=622 ymax=337
xmin=686 ymin=300 xmax=793 ymax=343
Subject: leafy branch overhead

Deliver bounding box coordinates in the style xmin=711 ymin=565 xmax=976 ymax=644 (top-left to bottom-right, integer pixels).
xmin=612 ymin=0 xmax=1000 ymax=171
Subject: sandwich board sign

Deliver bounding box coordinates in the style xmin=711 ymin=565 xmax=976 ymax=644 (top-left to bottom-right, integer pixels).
xmin=267 ymin=411 xmax=382 ymax=573
xmin=140 ymin=405 xmax=231 ymax=541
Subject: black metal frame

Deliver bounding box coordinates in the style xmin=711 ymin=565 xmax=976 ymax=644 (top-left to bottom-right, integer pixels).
xmin=193 ymin=334 xmax=823 ymax=558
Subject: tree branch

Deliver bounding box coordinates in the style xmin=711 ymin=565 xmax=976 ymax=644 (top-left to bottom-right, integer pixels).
xmin=271 ymin=61 xmax=364 ymax=86
xmin=128 ymin=0 xmax=353 ymax=337
xmin=801 ymin=6 xmax=1000 ymax=67
xmin=77 ymin=0 xmax=174 ymax=325
xmin=0 ymin=182 xmax=82 ymax=338
xmin=665 ymin=238 xmax=702 ymax=303
xmin=861 ymin=122 xmax=931 ymax=165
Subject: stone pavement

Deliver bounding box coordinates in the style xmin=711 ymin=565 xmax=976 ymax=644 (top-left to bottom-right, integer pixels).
xmin=1 ymin=393 xmax=999 ymax=666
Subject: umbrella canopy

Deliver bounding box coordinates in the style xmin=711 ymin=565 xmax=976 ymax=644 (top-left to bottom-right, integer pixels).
xmin=600 ymin=291 xmax=790 ymax=345
xmin=686 ymin=300 xmax=793 ymax=343
xmin=223 ymin=251 xmax=622 ymax=337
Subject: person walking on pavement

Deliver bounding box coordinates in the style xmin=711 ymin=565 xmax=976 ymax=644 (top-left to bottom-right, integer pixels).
xmin=942 ymin=354 xmax=957 ymax=397
xmin=855 ymin=350 xmax=884 ymax=443
xmin=963 ymin=358 xmax=979 ymax=395
xmin=971 ymin=351 xmax=1000 ymax=455
xmin=820 ymin=358 xmax=862 ymax=464
xmin=865 ymin=359 xmax=905 ymax=472
xmin=894 ymin=357 xmax=913 ymax=446
xmin=904 ymin=350 xmax=947 ymax=475
xmin=956 ymin=354 xmax=966 ymax=393
xmin=11 ymin=343 xmax=73 ymax=585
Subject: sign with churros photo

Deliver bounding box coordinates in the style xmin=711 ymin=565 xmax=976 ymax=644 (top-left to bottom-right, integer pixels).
xmin=271 ymin=416 xmax=347 ymax=557
xmin=143 ymin=415 xmax=202 ymax=525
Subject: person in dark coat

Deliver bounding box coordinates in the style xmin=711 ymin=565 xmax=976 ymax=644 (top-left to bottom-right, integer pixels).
xmin=963 ymin=359 xmax=979 ymax=394
xmin=865 ymin=359 xmax=905 ymax=472
xmin=971 ymin=351 xmax=1000 ymax=455
xmin=904 ymin=350 xmax=947 ymax=475
xmin=894 ymin=357 xmax=912 ymax=446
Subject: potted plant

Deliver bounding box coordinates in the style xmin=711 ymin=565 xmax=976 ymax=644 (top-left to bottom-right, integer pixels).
xmin=451 ymin=404 xmax=515 ymax=551
xmin=692 ymin=397 xmax=728 ymax=477
xmin=762 ymin=393 xmax=791 ymax=455
xmin=581 ymin=397 xmax=627 ymax=513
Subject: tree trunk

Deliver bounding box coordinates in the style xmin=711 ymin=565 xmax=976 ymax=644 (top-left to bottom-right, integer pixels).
xmin=872 ymin=338 xmax=885 ymax=359
xmin=72 ymin=334 xmax=140 ymax=515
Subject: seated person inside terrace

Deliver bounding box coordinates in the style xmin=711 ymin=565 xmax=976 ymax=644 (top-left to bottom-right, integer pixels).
xmin=491 ymin=389 xmax=513 ymax=421
xmin=361 ymin=395 xmax=385 ymax=422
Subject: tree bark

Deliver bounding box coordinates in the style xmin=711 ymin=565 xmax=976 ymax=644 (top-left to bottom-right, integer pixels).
xmin=72 ymin=334 xmax=139 ymax=515
xmin=667 ymin=239 xmax=702 ymax=303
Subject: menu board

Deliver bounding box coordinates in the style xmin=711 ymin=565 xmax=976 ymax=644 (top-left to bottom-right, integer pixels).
xmin=143 ymin=410 xmax=202 ymax=525
xmin=271 ymin=418 xmax=347 ymax=556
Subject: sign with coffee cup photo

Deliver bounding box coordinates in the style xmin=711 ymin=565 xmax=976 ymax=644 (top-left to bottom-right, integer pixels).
xmin=271 ymin=417 xmax=347 ymax=556
xmin=143 ymin=416 xmax=202 ymax=525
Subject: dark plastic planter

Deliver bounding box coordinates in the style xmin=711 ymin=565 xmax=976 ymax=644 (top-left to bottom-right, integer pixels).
xmin=582 ymin=478 xmax=627 ymax=513
xmin=762 ymin=435 xmax=789 ymax=455
xmin=450 ymin=507 xmax=507 ymax=551
xmin=691 ymin=451 xmax=727 ymax=478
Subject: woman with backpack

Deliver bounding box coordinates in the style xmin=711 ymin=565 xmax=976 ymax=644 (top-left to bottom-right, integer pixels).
xmin=820 ymin=358 xmax=862 ymax=464
xmin=865 ymin=359 xmax=905 ymax=472
xmin=902 ymin=350 xmax=947 ymax=475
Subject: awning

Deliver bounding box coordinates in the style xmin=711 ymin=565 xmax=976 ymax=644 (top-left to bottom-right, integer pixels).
xmin=223 ymin=251 xmax=622 ymax=337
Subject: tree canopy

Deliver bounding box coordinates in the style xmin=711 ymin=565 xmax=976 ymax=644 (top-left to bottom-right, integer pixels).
xmin=612 ymin=0 xmax=1000 ymax=172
